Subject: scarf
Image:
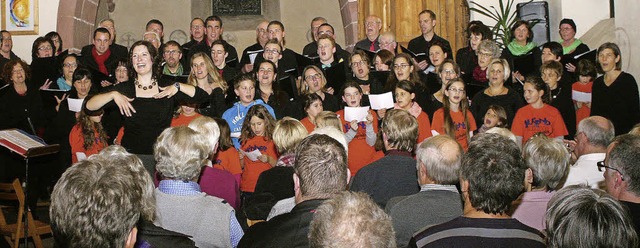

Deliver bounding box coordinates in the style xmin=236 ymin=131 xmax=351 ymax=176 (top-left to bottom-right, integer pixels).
xmin=394 ymin=102 xmax=423 ymax=118
xmin=92 ymin=47 xmax=111 ymax=75
xmin=507 ymin=41 xmax=537 ymax=56
xmin=56 ymin=77 xmax=72 ymax=91
xmin=562 ymin=39 xmax=583 ymax=55
xmin=472 ymin=66 xmax=488 ymax=83
xmin=162 ymin=64 xmax=184 ymax=76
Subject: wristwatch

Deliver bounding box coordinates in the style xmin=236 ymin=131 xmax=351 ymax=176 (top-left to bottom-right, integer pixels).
xmin=174 ymin=82 xmax=180 ymax=92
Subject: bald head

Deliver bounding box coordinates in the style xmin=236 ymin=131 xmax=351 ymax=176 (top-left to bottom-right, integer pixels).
xmin=416 ymin=135 xmax=463 ymax=185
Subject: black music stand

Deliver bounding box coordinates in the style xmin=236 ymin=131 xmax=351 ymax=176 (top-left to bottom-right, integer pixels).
xmin=0 ymin=129 xmax=59 ymax=247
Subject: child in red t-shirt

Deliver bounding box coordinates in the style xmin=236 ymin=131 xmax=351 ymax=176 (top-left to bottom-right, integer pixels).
xmin=477 ymin=105 xmax=508 ymax=133
xmin=69 ymin=109 xmax=108 ymax=164
xmin=512 ymin=76 xmax=568 ymax=146
xmin=170 ymin=103 xmax=202 ymax=127
xmin=394 ymin=80 xmax=432 ymax=143
xmin=209 ymin=117 xmax=243 ymax=184
xmin=431 ymin=78 xmax=476 ymax=150
xmin=239 ymin=105 xmax=278 ymax=193
xmin=336 ymin=82 xmax=378 ymax=176
xmin=572 ymin=60 xmax=596 ymax=129
xmin=300 ymin=93 xmax=323 ymax=133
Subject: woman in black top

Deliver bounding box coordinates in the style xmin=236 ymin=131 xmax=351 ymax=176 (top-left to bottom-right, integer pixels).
xmin=591 ymin=42 xmax=640 ymax=135
xmin=85 ymin=41 xmax=207 ymax=157
xmin=470 ymin=58 xmax=524 ymax=126
xmin=350 ymin=50 xmax=384 ymax=107
xmin=558 ymin=19 xmax=590 ymax=76
xmin=501 ymin=20 xmax=542 ymax=89
xmin=188 ymin=52 xmax=227 ymax=118
xmin=457 ymin=22 xmax=492 ymax=84
xmin=300 ymin=65 xmax=340 ymax=112
xmin=255 ymin=60 xmax=292 ymax=119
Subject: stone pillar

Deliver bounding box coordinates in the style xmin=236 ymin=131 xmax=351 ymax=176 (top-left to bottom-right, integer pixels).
xmin=57 ymin=0 xmax=99 ymax=53
xmin=339 ymin=0 xmax=358 ymax=52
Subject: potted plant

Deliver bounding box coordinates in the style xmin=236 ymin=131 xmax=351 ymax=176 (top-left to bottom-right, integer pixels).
xmin=470 ymin=0 xmax=537 ymax=49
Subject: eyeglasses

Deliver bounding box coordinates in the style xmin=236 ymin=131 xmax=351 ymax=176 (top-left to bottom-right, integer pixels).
xmin=393 ymin=64 xmax=410 ymax=70
xmin=305 ymin=73 xmax=322 ymax=81
xmin=63 ymin=63 xmax=78 ymax=68
xmin=441 ymin=69 xmax=456 ymax=75
xmin=448 ymin=88 xmax=465 ymax=94
xmin=38 ymin=46 xmax=53 ymax=51
xmin=477 ymin=51 xmax=493 ymax=58
xmin=318 ymin=31 xmax=333 ymax=36
xmin=264 ymin=49 xmax=280 ymax=54
xmin=351 ymin=61 xmax=366 ymax=67
xmin=597 ymin=160 xmax=625 ymax=180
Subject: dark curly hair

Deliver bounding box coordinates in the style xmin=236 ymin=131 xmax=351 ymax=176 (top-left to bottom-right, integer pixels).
xmin=2 ymin=59 xmax=30 ymax=83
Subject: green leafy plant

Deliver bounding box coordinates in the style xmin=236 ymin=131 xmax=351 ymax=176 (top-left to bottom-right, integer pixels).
xmin=470 ymin=0 xmax=537 ymax=49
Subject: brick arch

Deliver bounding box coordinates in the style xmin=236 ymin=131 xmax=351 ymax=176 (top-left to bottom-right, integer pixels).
xmin=57 ymin=0 xmax=360 ymax=52
xmin=57 ymin=0 xmax=100 ymax=53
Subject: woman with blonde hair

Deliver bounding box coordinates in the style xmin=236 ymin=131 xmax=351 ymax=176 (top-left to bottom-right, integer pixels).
xmin=299 ymin=65 xmax=340 ymax=112
xmin=189 ymin=52 xmax=228 ymax=118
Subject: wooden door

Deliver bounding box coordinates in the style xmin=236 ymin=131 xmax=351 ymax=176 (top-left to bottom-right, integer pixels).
xmin=358 ymin=0 xmax=470 ymax=57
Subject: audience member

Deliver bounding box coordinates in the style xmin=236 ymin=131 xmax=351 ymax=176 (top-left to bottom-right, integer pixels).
xmin=411 ymin=133 xmax=545 ymax=247
xmin=51 ymin=146 xmax=195 ymax=248
xmin=350 ymin=109 xmax=419 ymax=207
xmin=309 ymin=191 xmax=396 ymax=248
xmin=386 ymin=135 xmax=463 ymax=247
xmin=239 ymin=134 xmax=348 ymax=247
xmin=563 ymin=116 xmax=614 ymax=189
xmin=546 ymin=185 xmax=638 ymax=247
xmin=512 ymin=135 xmax=569 ymax=230
xmin=154 ymin=126 xmax=243 ymax=247
xmin=603 ymin=134 xmax=640 ymax=233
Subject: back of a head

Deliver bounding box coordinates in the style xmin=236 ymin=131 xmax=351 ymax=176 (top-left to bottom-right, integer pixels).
xmin=523 ymin=135 xmax=569 ymax=190
xmin=273 ymin=117 xmax=308 ymax=154
xmin=51 ymin=146 xmax=149 ymax=248
xmin=546 ymin=185 xmax=639 ymax=248
xmin=578 ymin=116 xmax=615 ymax=148
xmin=188 ymin=116 xmax=221 ymax=153
xmin=154 ymin=126 xmax=211 ymax=181
xmin=294 ymin=134 xmax=348 ymax=199
xmin=308 ymin=191 xmax=396 ymax=248
xmin=462 ymin=133 xmax=526 ymax=214
xmin=382 ymin=109 xmax=418 ymax=152
xmin=311 ymin=126 xmax=348 ymax=153
xmin=315 ymin=111 xmax=343 ymax=132
xmin=608 ymin=134 xmax=640 ymax=195
xmin=416 ymin=135 xmax=463 ymax=185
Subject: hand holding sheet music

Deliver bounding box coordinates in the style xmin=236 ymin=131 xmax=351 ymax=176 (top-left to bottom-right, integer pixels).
xmin=242 ymin=149 xmax=262 ymax=162
xmin=344 ymin=106 xmax=370 ymax=122
xmin=572 ymin=90 xmax=591 ymax=103
xmin=368 ymin=92 xmax=394 ymax=110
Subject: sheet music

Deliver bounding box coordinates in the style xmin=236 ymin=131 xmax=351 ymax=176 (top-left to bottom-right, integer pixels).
xmin=68 ymin=98 xmax=84 ymax=112
xmin=368 ymin=92 xmax=395 ymax=110
xmin=572 ymin=90 xmax=591 ymax=102
xmin=242 ymin=149 xmax=262 ymax=162
xmin=344 ymin=106 xmax=370 ymax=122
xmin=0 ymin=130 xmax=45 ymax=150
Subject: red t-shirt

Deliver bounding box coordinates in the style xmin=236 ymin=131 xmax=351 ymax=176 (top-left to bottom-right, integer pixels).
xmin=336 ymin=109 xmax=379 ymax=175
xmin=212 ymin=147 xmax=243 ymax=175
xmin=511 ymin=104 xmax=568 ymax=144
xmin=240 ymin=136 xmax=278 ymax=192
xmin=431 ymin=108 xmax=477 ymax=150
xmin=69 ymin=124 xmax=107 ymax=164
xmin=572 ymin=81 xmax=592 ymax=129
xmin=300 ymin=117 xmax=315 ymax=133
xmin=170 ymin=113 xmax=202 ymax=127
xmin=416 ymin=111 xmax=432 ymax=143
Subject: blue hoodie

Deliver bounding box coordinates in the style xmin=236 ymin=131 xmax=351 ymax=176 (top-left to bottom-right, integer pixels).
xmin=222 ymin=99 xmax=276 ymax=149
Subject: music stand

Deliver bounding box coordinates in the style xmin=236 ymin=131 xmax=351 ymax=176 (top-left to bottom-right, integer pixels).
xmin=0 ymin=129 xmax=59 ymax=247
